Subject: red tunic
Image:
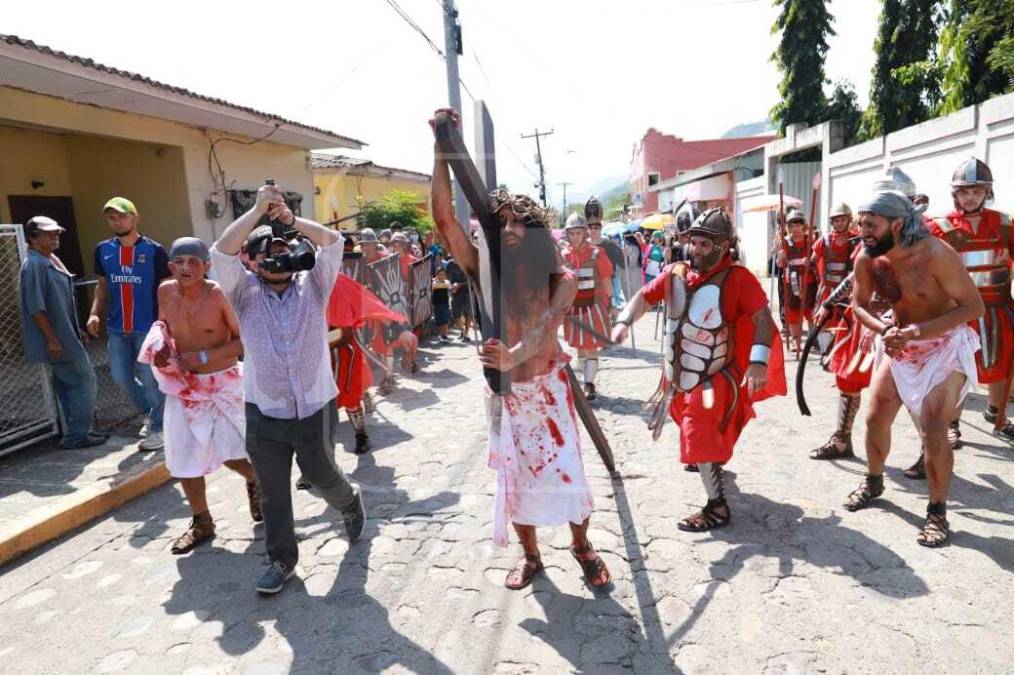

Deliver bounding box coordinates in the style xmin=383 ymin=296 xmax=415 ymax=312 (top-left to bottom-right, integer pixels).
xmin=781 ymin=235 xmax=816 ymax=324
xmin=927 ymin=209 xmax=1013 ymax=384
xmin=643 ymin=260 xmax=787 ymax=464
xmin=563 ymin=243 xmax=614 ymax=349
xmin=326 ymin=274 xmax=407 ymax=408
xmin=812 ymin=231 xmax=857 ymax=307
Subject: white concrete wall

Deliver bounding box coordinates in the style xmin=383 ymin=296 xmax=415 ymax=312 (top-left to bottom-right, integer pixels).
xmin=734 ymin=175 xmax=769 ymax=276
xmin=827 ymin=91 xmax=1014 ymax=220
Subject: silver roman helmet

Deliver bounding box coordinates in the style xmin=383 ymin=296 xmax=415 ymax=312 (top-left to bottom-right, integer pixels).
xmin=829 ymin=202 xmax=852 ymax=219
xmin=686 ymin=207 xmax=735 ymax=241
xmin=564 ymin=213 xmax=589 ymax=231
xmin=950 ymin=157 xmax=994 ymax=204
xmin=873 ymin=167 xmax=917 ymax=197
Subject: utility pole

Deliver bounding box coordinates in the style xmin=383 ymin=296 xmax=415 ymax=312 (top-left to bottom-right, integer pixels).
xmin=521 ymin=128 xmax=554 ymax=207
xmin=441 ymin=0 xmax=470 ymax=226
xmin=558 ymin=181 xmax=572 ymax=216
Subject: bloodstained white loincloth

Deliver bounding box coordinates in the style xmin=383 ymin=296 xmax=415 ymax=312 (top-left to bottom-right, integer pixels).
xmin=486 ymin=358 xmax=594 ymax=547
xmin=880 ymin=325 xmax=981 ymax=421
xmin=139 ymin=321 xmax=248 ymax=479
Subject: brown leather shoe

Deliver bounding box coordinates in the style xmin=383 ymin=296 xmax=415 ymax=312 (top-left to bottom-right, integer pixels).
xmin=246 ymin=481 xmax=263 ymax=523
xmin=170 ymin=512 xmax=215 ymax=554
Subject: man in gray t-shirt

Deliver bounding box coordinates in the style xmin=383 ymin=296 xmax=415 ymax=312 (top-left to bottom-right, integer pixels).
xmin=19 ymin=216 xmax=108 ymax=448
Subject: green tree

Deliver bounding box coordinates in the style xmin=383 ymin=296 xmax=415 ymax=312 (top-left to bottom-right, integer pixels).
xmin=770 ymin=0 xmax=835 ymax=136
xmin=825 ymin=79 xmax=864 ymax=147
xmin=937 ymin=0 xmax=1014 ymax=113
xmin=862 ymin=0 xmax=942 ymax=138
xmin=603 ymin=190 xmax=631 ymax=221
xmin=359 ymin=189 xmax=434 ymax=234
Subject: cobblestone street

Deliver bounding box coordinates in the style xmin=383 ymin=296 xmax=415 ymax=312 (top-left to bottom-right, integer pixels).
xmin=1 ymin=318 xmax=1012 ymax=674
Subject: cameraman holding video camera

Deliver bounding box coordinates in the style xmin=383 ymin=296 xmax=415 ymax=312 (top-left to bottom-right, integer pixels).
xmin=211 ymin=182 xmax=365 ymax=595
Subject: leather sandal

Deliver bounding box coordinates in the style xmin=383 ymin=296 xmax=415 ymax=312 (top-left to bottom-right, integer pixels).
xmin=504 ymin=553 xmax=543 ymax=590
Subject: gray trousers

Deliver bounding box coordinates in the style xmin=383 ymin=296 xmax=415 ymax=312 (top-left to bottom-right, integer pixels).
xmin=245 ymin=400 xmax=356 ymax=566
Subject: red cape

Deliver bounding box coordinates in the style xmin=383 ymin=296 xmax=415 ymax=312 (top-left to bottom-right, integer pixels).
xmin=327 ymin=273 xmax=407 ymax=329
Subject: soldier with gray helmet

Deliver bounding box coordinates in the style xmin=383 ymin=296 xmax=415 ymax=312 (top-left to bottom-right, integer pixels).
xmin=612 ymin=208 xmax=785 ymax=533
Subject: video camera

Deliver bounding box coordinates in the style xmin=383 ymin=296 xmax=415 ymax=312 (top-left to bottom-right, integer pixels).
xmin=258 ymin=179 xmax=316 ymax=273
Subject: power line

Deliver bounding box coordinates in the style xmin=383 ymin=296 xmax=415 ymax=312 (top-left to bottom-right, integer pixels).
xmin=383 ymin=0 xmax=444 ymax=58
xmin=383 ymin=0 xmax=478 ymax=101
xmin=521 ymin=128 xmax=554 ymax=206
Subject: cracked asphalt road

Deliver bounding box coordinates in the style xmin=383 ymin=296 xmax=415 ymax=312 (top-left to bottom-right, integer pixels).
xmin=1 ymin=317 xmax=1012 ymax=673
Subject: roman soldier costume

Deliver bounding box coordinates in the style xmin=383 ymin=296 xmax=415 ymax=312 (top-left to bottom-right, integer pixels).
xmin=807 ymin=203 xmax=865 ymax=460
xmin=927 ymin=158 xmax=1013 ymax=439
xmin=780 ymin=210 xmax=817 ymax=354
xmin=563 ymin=213 xmax=614 ymax=400
xmin=326 ymin=273 xmax=407 ymax=454
xmin=625 ymin=209 xmax=786 ymax=530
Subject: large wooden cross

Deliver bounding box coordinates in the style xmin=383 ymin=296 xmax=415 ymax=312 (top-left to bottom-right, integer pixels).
xmin=433 ymin=111 xmax=616 ymax=474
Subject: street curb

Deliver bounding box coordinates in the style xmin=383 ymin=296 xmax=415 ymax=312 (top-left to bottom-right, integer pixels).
xmin=0 ymin=461 xmax=171 ymax=568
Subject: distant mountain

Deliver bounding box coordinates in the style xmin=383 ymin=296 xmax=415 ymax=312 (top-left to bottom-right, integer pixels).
xmin=597 ymin=182 xmax=628 ymax=206
xmin=722 ymin=119 xmax=775 ymax=138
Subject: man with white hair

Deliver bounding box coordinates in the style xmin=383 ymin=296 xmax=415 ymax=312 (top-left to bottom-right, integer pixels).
xmin=562 ymin=213 xmax=614 ymax=400
xmin=843 ymin=189 xmax=984 ymax=547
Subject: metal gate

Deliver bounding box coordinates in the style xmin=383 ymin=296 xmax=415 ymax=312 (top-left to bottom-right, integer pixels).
xmin=0 ymin=224 xmax=59 ymax=456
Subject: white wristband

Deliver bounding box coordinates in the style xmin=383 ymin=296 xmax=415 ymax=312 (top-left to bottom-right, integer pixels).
xmin=749 ymin=344 xmax=771 ymax=365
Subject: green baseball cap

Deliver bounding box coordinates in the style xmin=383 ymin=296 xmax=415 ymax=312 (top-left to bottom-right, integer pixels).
xmin=103 ymin=197 xmax=138 ymax=214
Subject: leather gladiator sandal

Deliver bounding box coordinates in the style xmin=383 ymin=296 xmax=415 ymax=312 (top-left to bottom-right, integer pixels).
xmin=844 ymin=474 xmax=885 ymax=512
xmin=903 ymin=451 xmax=926 ymax=480
xmin=171 ymin=512 xmax=215 ymax=554
xmin=948 ymin=420 xmax=963 ymax=449
xmin=677 ymin=499 xmax=731 ymax=532
xmin=810 ymin=394 xmax=860 ymax=460
xmin=916 ymin=502 xmax=950 ymax=547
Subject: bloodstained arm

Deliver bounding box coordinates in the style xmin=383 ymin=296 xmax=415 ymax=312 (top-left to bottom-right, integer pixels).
xmin=431 ymin=143 xmax=478 ymax=280
xmin=852 ymin=252 xmax=893 ymax=336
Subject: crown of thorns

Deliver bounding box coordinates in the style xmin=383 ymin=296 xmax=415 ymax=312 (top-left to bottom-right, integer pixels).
xmin=488 ymin=188 xmax=550 ymax=228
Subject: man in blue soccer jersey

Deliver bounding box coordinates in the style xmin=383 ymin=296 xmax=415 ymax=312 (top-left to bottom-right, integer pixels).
xmin=86 ymin=197 xmax=170 ymax=450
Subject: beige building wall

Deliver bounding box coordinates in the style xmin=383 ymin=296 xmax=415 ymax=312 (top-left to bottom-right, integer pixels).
xmin=63 ymin=136 xmax=191 ymax=257
xmin=313 ymin=168 xmax=430 ymax=227
xmin=0 ymin=126 xmax=74 ymax=215
xmin=1 ymin=87 xmax=315 ymax=246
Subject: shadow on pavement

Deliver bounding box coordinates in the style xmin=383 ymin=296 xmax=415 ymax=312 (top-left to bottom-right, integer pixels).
xmin=651 ymin=472 xmax=929 ymax=650
xmin=882 ymin=469 xmax=1014 ymax=572
xmin=163 ymin=449 xmax=459 ymax=673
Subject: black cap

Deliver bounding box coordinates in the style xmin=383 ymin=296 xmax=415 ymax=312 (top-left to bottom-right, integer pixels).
xmin=245 ymin=225 xmax=287 ymax=258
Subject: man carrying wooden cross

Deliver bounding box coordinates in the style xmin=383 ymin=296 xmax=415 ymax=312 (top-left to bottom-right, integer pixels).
xmin=430 ymin=108 xmax=611 ymax=591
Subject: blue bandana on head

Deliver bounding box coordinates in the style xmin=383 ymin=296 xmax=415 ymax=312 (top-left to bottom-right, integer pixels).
xmin=169 ymin=236 xmax=210 ymax=261
xmin=858 ymin=190 xmax=928 ymax=248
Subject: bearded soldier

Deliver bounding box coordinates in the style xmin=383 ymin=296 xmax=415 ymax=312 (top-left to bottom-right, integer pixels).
xmin=612 ymin=209 xmax=786 ymax=531
xmin=926 ymin=158 xmax=1013 ymax=442
xmin=777 ymin=210 xmax=816 ymax=356
xmin=562 ymin=213 xmax=614 ymax=400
